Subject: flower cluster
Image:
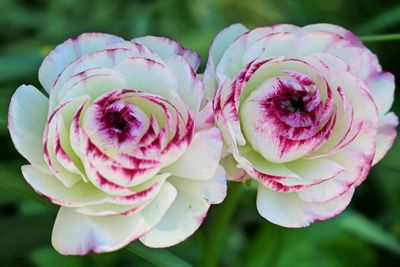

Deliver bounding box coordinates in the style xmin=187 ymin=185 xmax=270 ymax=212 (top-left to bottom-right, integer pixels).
xmin=8 ymin=24 xmax=397 ymax=254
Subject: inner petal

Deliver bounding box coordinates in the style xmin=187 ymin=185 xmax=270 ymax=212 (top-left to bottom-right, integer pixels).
xmin=83 ymin=97 xmax=149 ymax=155
xmin=240 ymin=76 xmax=332 ymax=163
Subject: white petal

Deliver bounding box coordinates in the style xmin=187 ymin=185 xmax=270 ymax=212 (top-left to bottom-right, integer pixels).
xmin=21 ymin=165 xmax=106 ymax=207
xmin=52 ymin=182 xmax=177 ymax=255
xmin=132 ymin=36 xmax=201 ymax=70
xmin=220 ymin=155 xmax=247 ymax=181
xmin=303 ymin=23 xmax=364 ymax=47
xmin=298 ymin=148 xmax=366 ymax=202
xmin=164 ymin=55 xmax=203 ymax=114
xmin=55 ymin=68 xmax=126 ymax=108
xmin=39 ymin=33 xmax=123 ymax=92
xmin=114 ymin=57 xmax=179 ymax=99
xmin=373 ymin=112 xmax=398 ymax=165
xmin=139 ymin=167 xmax=226 ymax=248
xmin=8 ymin=85 xmax=50 ymax=173
xmin=366 ymin=72 xmax=395 ymax=115
xmin=257 ymin=185 xmax=354 ymax=228
xmin=163 ymin=127 xmax=223 ymax=180
xmin=203 ymin=23 xmax=248 ymax=102
xmin=52 ymin=48 xmax=144 ymax=93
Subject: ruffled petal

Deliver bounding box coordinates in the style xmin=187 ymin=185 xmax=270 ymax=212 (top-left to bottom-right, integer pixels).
xmin=366 ymin=72 xmax=395 ymax=115
xmin=256 ymin=184 xmax=354 ymax=228
xmin=162 ymin=127 xmax=222 ymax=180
xmin=140 ymin=166 xmax=226 ymax=247
xmin=52 ymin=182 xmax=177 ymax=255
xmin=132 ymin=36 xmax=201 ymax=70
xmin=373 ymin=112 xmax=398 ymax=165
xmin=203 ymin=23 xmax=248 ymax=102
xmin=8 ymin=85 xmax=50 ymax=173
xmin=39 ymin=33 xmax=123 ymax=92
xmin=21 ymin=165 xmax=106 ymax=207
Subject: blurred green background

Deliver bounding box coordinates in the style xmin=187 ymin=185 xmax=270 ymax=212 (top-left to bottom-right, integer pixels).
xmin=1 ymin=0 xmax=400 ymax=266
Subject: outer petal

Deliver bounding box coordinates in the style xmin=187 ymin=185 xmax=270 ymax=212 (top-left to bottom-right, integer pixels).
xmin=8 ymin=85 xmax=50 ymax=173
xmin=220 ymin=155 xmax=247 ymax=181
xmin=132 ymin=36 xmax=201 ymax=71
xmin=21 ymin=165 xmax=106 ymax=207
xmin=162 ymin=127 xmax=223 ymax=180
xmin=303 ymin=23 xmax=365 ymax=47
xmin=256 ymin=184 xmax=354 ymax=228
xmin=366 ymin=72 xmax=395 ymax=115
xmin=164 ymin=55 xmax=204 ymax=114
xmin=39 ymin=33 xmax=123 ymax=92
xmin=52 ymin=182 xmax=177 ymax=255
xmin=140 ymin=166 xmax=226 ymax=247
xmin=373 ymin=112 xmax=398 ymax=165
xmin=203 ymin=23 xmax=248 ymax=103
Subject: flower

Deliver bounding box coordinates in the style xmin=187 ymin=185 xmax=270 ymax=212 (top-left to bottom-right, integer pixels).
xmin=204 ymin=23 xmax=398 ymax=227
xmin=8 ymin=33 xmax=226 ymax=254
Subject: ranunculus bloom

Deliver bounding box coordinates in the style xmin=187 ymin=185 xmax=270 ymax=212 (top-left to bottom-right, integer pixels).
xmin=204 ymin=23 xmax=397 ymax=227
xmin=8 ymin=33 xmax=226 ymax=254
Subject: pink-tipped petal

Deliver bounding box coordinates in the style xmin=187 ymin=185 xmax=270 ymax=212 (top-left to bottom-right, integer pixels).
xmin=39 ymin=33 xmax=123 ymax=92
xmin=132 ymin=36 xmax=201 ymax=70
xmin=220 ymin=155 xmax=247 ymax=181
xmin=366 ymin=72 xmax=395 ymax=115
xmin=203 ymin=23 xmax=248 ymax=103
xmin=52 ymin=182 xmax=177 ymax=255
xmin=162 ymin=127 xmax=223 ymax=180
xmin=8 ymin=85 xmax=50 ymax=173
xmin=21 ymin=165 xmax=106 ymax=207
xmin=256 ymin=184 xmax=354 ymax=228
xmin=140 ymin=166 xmax=226 ymax=248
xmin=373 ymin=112 xmax=398 ymax=165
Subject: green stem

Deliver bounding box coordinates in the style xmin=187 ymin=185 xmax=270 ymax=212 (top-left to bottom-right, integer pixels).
xmin=202 ymin=182 xmax=243 ymax=267
xmin=360 ymin=33 xmax=400 ymax=42
xmin=126 ymin=243 xmax=193 ymax=267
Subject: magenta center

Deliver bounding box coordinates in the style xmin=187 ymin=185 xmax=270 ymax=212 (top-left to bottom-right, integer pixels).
xmin=100 ymin=102 xmax=143 ymax=144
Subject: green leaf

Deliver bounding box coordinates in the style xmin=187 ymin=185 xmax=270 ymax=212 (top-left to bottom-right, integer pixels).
xmin=355 ymin=3 xmax=400 ymax=34
xmin=0 ymin=53 xmax=43 ymax=83
xmin=202 ymin=182 xmax=243 ymax=267
xmin=339 ymin=211 xmax=400 ymax=255
xmin=0 ymin=213 xmax=55 ymax=258
xmin=0 ymin=162 xmax=58 ymax=211
xmin=238 ymin=223 xmax=282 ymax=267
xmin=360 ymin=33 xmax=400 ymax=42
xmin=126 ymin=243 xmax=193 ymax=267
xmin=31 ymin=247 xmax=85 ymax=267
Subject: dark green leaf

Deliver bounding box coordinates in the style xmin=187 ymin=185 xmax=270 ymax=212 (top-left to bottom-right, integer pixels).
xmin=126 ymin=243 xmax=193 ymax=267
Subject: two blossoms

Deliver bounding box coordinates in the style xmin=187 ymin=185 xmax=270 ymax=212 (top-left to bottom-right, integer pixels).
xmin=8 ymin=23 xmax=397 ymax=254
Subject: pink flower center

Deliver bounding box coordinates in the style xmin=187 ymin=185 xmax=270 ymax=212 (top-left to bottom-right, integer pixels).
xmin=98 ymin=102 xmax=144 ymax=144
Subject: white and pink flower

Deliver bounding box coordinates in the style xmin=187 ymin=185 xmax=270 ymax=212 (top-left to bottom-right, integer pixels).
xmin=8 ymin=33 xmax=226 ymax=254
xmin=205 ymin=23 xmax=397 ymax=227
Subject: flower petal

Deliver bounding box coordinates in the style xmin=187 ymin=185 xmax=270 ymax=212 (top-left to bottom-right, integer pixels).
xmin=373 ymin=112 xmax=398 ymax=165
xmin=132 ymin=36 xmax=201 ymax=70
xmin=52 ymin=181 xmax=177 ymax=255
xmin=164 ymin=55 xmax=203 ymax=114
xmin=256 ymin=184 xmax=354 ymax=228
xmin=114 ymin=57 xmax=179 ymax=99
xmin=366 ymin=72 xmax=395 ymax=115
xmin=21 ymin=165 xmax=106 ymax=207
xmin=39 ymin=33 xmax=123 ymax=92
xmin=203 ymin=23 xmax=248 ymax=103
xmin=8 ymin=85 xmax=50 ymax=173
xmin=162 ymin=127 xmax=222 ymax=180
xmin=139 ymin=167 xmax=226 ymax=248
xmin=220 ymin=155 xmax=247 ymax=181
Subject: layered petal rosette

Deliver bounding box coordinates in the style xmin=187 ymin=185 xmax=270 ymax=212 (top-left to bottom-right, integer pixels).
xmin=8 ymin=33 xmax=226 ymax=254
xmin=205 ymin=23 xmax=397 ymax=227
